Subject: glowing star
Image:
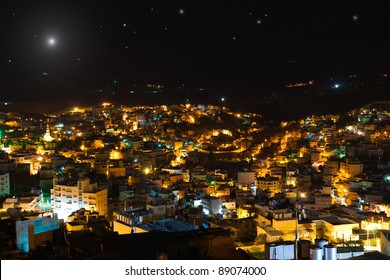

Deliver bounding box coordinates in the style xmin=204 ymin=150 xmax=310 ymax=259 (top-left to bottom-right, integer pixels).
xmin=48 ymin=38 xmax=56 ymax=46
xmin=178 ymin=9 xmax=185 ymax=15
xmin=352 ymin=14 xmax=359 ymax=21
xmin=256 ymin=19 xmax=262 ymax=25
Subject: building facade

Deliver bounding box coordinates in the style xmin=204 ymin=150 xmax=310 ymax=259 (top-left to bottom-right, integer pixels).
xmin=50 ymin=176 xmax=108 ymax=221
xmin=0 ymin=172 xmax=10 ymax=195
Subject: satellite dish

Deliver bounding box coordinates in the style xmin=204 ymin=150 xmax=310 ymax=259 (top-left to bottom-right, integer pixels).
xmin=7 ymin=208 xmax=22 ymax=221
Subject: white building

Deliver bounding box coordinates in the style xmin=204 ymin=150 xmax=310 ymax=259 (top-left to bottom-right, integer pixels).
xmin=202 ymin=196 xmax=222 ymax=215
xmin=50 ymin=176 xmax=107 ymax=221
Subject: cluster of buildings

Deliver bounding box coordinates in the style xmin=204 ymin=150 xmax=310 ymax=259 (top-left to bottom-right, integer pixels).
xmin=0 ymin=101 xmax=390 ymax=260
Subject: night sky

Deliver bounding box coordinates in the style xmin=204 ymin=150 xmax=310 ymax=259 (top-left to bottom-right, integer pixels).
xmin=1 ymin=1 xmax=390 ymax=112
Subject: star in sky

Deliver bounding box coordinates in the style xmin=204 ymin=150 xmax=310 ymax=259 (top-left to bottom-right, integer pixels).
xmin=1 ymin=1 xmax=388 ymax=108
xmin=48 ymin=38 xmax=56 ymax=46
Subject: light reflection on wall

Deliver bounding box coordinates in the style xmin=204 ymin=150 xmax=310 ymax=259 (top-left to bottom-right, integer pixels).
xmin=16 ymin=213 xmax=59 ymax=252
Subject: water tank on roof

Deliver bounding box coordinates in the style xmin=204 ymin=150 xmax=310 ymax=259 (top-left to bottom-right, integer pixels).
xmin=315 ymin=238 xmax=328 ymax=259
xmin=310 ymin=245 xmax=323 ymax=260
xmin=324 ymin=244 xmax=337 ymax=260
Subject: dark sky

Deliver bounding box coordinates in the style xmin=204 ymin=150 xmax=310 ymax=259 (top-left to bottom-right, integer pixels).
xmin=1 ymin=1 xmax=390 ymax=109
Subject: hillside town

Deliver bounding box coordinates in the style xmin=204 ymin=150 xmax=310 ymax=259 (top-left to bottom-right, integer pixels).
xmin=1 ymin=101 xmax=390 ymax=260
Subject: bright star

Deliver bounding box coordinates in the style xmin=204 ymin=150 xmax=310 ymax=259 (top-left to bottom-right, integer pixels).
xmin=178 ymin=9 xmax=185 ymax=15
xmin=48 ymin=38 xmax=56 ymax=46
xmin=352 ymin=14 xmax=359 ymax=21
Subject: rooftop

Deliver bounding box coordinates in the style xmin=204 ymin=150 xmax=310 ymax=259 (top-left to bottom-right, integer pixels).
xmin=319 ymin=215 xmax=358 ymax=226
xmin=348 ymin=251 xmax=390 ymax=260
xmin=139 ymin=218 xmax=198 ymax=233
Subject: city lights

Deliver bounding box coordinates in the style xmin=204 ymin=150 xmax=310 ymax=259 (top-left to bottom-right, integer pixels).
xmin=2 ymin=2 xmax=390 ymax=272
xmin=47 ymin=37 xmax=56 ymax=46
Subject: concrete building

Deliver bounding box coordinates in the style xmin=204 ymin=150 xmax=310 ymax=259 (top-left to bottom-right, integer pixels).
xmin=265 ymin=241 xmax=295 ymax=260
xmin=202 ymin=196 xmax=222 ymax=215
xmin=324 ymin=159 xmax=339 ymax=176
xmin=311 ymin=151 xmax=321 ymax=164
xmin=304 ymin=194 xmax=332 ymax=211
xmin=380 ymin=230 xmax=390 ymax=257
xmin=50 ymin=176 xmax=108 ymax=221
xmin=128 ymin=136 xmax=144 ymax=151
xmin=0 ymin=172 xmax=10 ymax=195
xmin=257 ymin=175 xmax=282 ymax=193
xmin=145 ymin=193 xmax=176 ymax=220
xmin=114 ymin=212 xmax=198 ymax=235
xmin=315 ymin=215 xmax=359 ymax=242
xmin=16 ymin=213 xmax=59 ymax=253
xmin=339 ymin=159 xmax=363 ymax=178
xmin=237 ymin=171 xmax=256 ymax=186
xmin=0 ymin=158 xmax=15 ymax=175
